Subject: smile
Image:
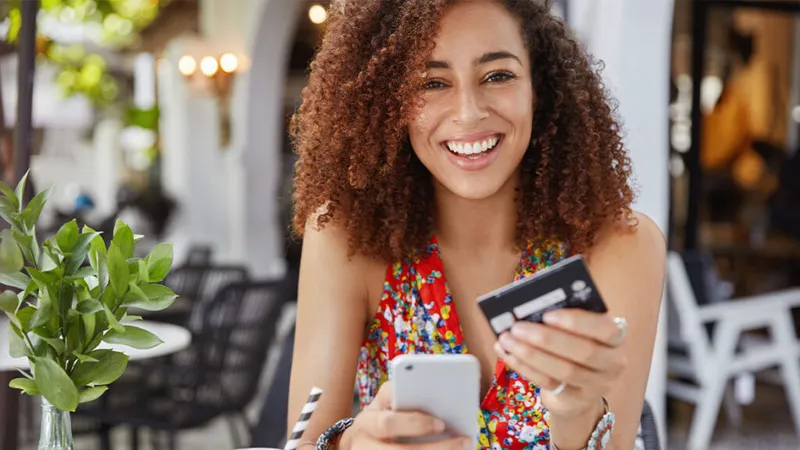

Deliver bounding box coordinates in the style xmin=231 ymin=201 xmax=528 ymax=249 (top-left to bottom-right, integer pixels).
xmin=443 ymin=134 xmax=504 ymax=160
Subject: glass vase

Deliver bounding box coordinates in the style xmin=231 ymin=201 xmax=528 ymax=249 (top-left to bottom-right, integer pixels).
xmin=38 ymin=397 xmax=75 ymax=450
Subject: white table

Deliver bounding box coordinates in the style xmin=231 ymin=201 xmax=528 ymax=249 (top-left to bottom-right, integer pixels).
xmin=0 ymin=319 xmax=192 ymax=371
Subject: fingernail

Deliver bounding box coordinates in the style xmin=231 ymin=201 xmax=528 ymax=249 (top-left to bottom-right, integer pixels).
xmin=433 ymin=419 xmax=446 ymax=432
xmin=499 ymin=333 xmax=516 ymax=350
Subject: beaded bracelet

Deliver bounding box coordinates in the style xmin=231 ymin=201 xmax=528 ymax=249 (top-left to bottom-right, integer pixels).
xmin=551 ymin=397 xmax=615 ymax=450
xmin=315 ymin=417 xmax=355 ymax=450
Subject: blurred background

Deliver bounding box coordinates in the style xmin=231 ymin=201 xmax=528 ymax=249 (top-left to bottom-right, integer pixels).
xmin=0 ymin=0 xmax=799 ymax=449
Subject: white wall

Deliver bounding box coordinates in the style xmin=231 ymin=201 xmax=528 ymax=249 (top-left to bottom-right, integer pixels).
xmin=569 ymin=0 xmax=674 ymax=444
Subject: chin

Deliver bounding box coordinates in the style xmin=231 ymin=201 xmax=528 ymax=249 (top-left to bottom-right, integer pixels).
xmin=438 ymin=175 xmax=514 ymax=201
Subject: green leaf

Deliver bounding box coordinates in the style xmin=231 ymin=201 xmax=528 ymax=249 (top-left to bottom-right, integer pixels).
xmin=65 ymin=266 xmax=95 ymax=282
xmin=9 ymin=377 xmax=39 ymax=395
xmin=76 ymin=299 xmax=103 ymax=315
xmin=40 ymin=337 xmax=66 ymax=355
xmin=107 ymin=245 xmax=129 ymax=299
xmin=17 ymin=306 xmax=34 ymax=331
xmin=10 ymin=230 xmax=36 ymax=266
xmin=33 ymin=358 xmax=79 ymax=412
xmin=123 ymin=315 xmax=142 ymax=322
xmin=27 ymin=268 xmax=59 ymax=300
xmin=137 ymin=260 xmax=149 ymax=283
xmin=18 ymin=188 xmax=51 ymax=233
xmin=122 ymin=283 xmax=176 ymax=311
xmin=0 ymin=197 xmax=18 ymax=227
xmin=65 ymin=231 xmax=101 ymax=274
xmin=145 ymin=243 xmax=172 ymax=283
xmin=0 ymin=230 xmax=24 ymax=274
xmin=70 ymin=349 xmax=129 ymax=387
xmin=102 ymin=304 xmax=123 ymax=332
xmin=55 ymin=219 xmax=79 ymax=253
xmin=78 ymin=386 xmax=108 ymax=403
xmin=14 ymin=171 xmax=29 ymax=208
xmin=0 ymin=271 xmax=31 ymax=290
xmin=81 ymin=313 xmax=96 ymax=344
xmin=111 ymin=222 xmax=134 ymax=259
xmin=29 ymin=290 xmax=54 ymax=329
xmin=0 ymin=178 xmax=19 ymax=210
xmin=0 ymin=290 xmax=19 ymax=314
xmin=103 ymin=325 xmax=162 ymax=350
xmin=73 ymin=352 xmax=99 ymax=363
xmin=8 ymin=323 xmax=30 ymax=358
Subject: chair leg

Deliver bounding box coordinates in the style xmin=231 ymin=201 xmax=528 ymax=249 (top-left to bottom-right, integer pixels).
xmin=687 ymin=325 xmax=738 ymax=450
xmin=131 ymin=426 xmax=140 ymax=450
xmin=774 ymin=315 xmax=800 ymax=442
xmin=722 ymin=382 xmax=742 ymax=426
xmin=168 ymin=430 xmax=177 ymax=450
xmin=225 ymin=414 xmax=243 ymax=448
xmin=99 ymin=423 xmax=112 ymax=450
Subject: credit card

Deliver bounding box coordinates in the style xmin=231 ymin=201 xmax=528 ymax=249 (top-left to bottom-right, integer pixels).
xmin=477 ymin=254 xmax=607 ymax=335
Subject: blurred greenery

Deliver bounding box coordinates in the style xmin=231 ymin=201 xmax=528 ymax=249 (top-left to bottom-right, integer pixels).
xmin=2 ymin=0 xmax=167 ymax=105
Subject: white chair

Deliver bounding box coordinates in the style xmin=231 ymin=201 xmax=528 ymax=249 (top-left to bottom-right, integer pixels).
xmin=666 ymin=251 xmax=800 ymax=450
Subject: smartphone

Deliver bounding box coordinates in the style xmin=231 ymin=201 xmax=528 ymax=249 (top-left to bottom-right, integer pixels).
xmin=478 ymin=254 xmax=607 ymax=335
xmin=389 ymin=354 xmax=480 ymax=448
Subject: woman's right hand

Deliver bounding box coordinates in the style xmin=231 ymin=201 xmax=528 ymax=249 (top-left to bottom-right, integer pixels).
xmin=339 ymin=382 xmax=472 ymax=450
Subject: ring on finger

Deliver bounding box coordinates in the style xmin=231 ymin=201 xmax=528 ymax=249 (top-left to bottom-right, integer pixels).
xmin=610 ymin=317 xmax=628 ymax=347
xmin=550 ymin=382 xmax=566 ymax=396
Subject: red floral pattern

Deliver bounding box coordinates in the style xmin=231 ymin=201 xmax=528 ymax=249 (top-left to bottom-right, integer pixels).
xmin=356 ymin=236 xmax=569 ymax=449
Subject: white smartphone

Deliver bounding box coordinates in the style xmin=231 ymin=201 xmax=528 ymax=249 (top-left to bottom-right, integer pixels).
xmin=389 ymin=354 xmax=480 ymax=448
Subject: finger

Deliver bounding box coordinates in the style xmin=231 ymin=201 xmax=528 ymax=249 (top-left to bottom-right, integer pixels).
xmin=358 ymin=409 xmax=447 ymax=440
xmin=497 ymin=332 xmax=599 ymax=389
xmin=367 ymin=381 xmax=394 ymax=411
xmin=542 ymin=309 xmax=627 ymax=347
xmin=509 ymin=322 xmax=619 ymax=372
xmin=494 ymin=340 xmax=562 ymax=391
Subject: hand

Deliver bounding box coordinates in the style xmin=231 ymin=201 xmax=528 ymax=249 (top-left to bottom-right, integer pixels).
xmin=340 ymin=381 xmax=472 ymax=450
xmin=494 ymin=309 xmax=628 ymax=418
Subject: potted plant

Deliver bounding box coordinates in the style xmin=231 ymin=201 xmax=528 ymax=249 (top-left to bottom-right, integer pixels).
xmin=0 ymin=173 xmax=177 ymax=450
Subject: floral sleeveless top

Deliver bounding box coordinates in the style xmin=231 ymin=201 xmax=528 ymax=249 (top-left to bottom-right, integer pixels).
xmin=356 ymin=236 xmax=569 ymax=450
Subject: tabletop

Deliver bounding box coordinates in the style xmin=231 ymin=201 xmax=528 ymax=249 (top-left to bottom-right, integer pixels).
xmin=0 ymin=319 xmax=192 ymax=371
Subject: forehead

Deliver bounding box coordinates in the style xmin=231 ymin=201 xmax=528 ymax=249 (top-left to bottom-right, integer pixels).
xmin=432 ymin=1 xmax=528 ymax=62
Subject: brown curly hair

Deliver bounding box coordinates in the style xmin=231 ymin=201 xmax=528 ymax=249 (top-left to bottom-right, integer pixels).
xmin=291 ymin=0 xmax=635 ymax=261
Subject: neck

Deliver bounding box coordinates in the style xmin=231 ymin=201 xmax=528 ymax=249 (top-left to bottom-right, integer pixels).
xmin=434 ymin=174 xmax=519 ymax=257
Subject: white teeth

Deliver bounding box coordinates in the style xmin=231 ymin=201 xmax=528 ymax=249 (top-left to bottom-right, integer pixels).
xmin=445 ymin=135 xmax=501 ymax=156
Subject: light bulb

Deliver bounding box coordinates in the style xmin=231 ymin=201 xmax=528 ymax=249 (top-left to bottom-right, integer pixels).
xmin=178 ymin=55 xmax=196 ymax=76
xmin=200 ymin=56 xmax=219 ymax=77
xmin=309 ymin=5 xmax=327 ymax=24
xmin=220 ymin=53 xmax=238 ymax=73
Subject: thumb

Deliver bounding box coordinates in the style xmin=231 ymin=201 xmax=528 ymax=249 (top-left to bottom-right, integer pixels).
xmin=366 ymin=381 xmax=394 ymax=411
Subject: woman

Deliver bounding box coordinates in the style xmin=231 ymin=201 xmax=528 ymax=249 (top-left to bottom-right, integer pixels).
xmin=288 ymin=1 xmax=666 ymax=449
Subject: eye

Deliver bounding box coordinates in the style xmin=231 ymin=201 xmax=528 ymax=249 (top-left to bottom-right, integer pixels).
xmin=423 ymin=79 xmax=447 ymax=90
xmin=484 ymin=71 xmax=516 ymax=84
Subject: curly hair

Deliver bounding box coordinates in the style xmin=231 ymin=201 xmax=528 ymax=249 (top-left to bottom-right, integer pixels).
xmin=291 ymin=0 xmax=635 ymax=261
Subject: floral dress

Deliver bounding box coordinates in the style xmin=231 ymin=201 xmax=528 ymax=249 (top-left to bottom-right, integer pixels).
xmin=356 ymin=236 xmax=569 ymax=450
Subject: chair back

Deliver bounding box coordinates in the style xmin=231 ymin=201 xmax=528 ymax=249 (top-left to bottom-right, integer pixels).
xmin=666 ymin=251 xmax=712 ymax=363
xmin=186 ymin=265 xmax=249 ymax=330
xmin=184 ymin=280 xmax=289 ymax=413
xmin=637 ymin=400 xmax=661 ymax=450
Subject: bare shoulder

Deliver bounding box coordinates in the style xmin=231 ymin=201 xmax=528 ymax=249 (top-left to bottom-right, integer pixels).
xmin=586 ymin=211 xmax=667 ymax=308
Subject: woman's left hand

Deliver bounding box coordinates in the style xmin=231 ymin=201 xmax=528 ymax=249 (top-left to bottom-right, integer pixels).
xmin=494 ymin=308 xmax=628 ymax=419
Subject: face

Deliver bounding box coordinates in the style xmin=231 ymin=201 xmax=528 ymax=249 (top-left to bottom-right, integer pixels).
xmin=408 ymin=0 xmax=534 ymax=201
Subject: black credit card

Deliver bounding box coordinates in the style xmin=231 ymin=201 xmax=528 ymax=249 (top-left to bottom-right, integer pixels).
xmin=477 ymin=254 xmax=607 ymax=335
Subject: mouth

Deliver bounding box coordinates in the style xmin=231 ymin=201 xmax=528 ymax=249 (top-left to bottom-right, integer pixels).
xmin=441 ymin=134 xmax=504 ymax=160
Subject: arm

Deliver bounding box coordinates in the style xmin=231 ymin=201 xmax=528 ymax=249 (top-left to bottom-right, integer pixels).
xmin=573 ymin=211 xmax=666 ymax=449
xmin=286 ymin=221 xmax=370 ymax=448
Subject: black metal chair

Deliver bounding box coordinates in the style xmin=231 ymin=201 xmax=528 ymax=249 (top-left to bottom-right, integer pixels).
xmin=78 ymin=279 xmax=290 ymax=450
xmin=638 ymin=400 xmax=661 ymax=450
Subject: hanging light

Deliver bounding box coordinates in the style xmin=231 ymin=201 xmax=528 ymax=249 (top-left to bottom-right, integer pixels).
xmin=219 ymin=53 xmax=239 ymax=74
xmin=309 ymin=4 xmax=327 ymax=24
xmin=178 ymin=55 xmax=196 ymax=76
xmin=200 ymin=56 xmax=219 ymax=77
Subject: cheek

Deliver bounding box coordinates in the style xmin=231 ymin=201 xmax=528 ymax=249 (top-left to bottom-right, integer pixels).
xmin=408 ymin=107 xmax=437 ymax=153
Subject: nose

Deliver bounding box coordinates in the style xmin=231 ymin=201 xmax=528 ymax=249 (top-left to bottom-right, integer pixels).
xmin=452 ymin=84 xmax=489 ymax=125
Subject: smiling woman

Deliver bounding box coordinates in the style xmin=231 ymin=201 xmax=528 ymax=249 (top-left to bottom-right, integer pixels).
xmin=288 ymin=1 xmax=665 ymax=450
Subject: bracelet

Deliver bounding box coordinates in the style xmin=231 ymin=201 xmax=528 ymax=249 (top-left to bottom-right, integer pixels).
xmin=315 ymin=417 xmax=355 ymax=450
xmin=551 ymin=397 xmax=615 ymax=450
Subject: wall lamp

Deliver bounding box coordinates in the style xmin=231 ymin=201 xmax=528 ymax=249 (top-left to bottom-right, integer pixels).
xmin=178 ymin=53 xmax=239 ymax=147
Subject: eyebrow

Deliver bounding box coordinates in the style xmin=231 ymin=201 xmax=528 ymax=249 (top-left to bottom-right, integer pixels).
xmin=425 ymin=51 xmax=523 ymax=70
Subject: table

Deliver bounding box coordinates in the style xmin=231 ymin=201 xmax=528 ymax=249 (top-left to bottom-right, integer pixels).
xmin=0 ymin=319 xmax=192 ymax=450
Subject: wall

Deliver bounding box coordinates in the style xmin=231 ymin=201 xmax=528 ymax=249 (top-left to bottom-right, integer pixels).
xmin=569 ymin=0 xmax=673 ymax=443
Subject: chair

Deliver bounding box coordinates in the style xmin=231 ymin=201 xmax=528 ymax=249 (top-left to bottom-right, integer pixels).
xmin=666 ymin=251 xmax=800 ymax=450
xmin=636 ymin=400 xmax=661 ymax=450
xmin=78 ymin=280 xmax=290 ymax=450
